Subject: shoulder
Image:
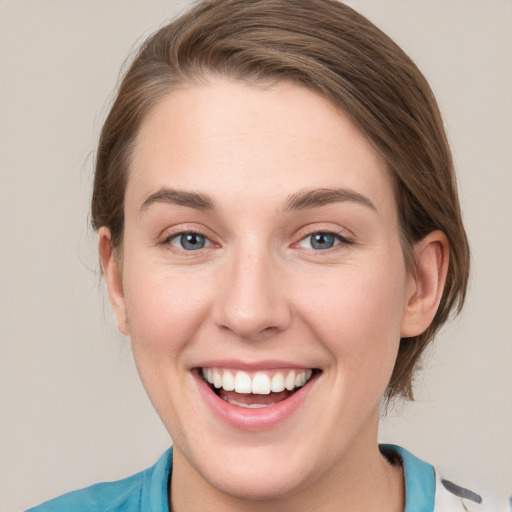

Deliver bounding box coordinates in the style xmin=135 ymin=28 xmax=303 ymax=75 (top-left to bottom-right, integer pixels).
xmin=26 ymin=473 xmax=145 ymax=512
xmin=382 ymin=444 xmax=510 ymax=512
xmin=25 ymin=448 xmax=172 ymax=512
xmin=433 ymin=465 xmax=511 ymax=512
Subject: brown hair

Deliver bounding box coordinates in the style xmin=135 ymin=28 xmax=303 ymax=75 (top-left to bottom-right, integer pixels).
xmin=91 ymin=0 xmax=470 ymax=401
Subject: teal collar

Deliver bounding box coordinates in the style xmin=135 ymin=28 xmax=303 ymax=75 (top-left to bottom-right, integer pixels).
xmin=381 ymin=444 xmax=435 ymax=512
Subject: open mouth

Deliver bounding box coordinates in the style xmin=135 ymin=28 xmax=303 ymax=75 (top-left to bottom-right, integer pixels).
xmin=198 ymin=367 xmax=320 ymax=409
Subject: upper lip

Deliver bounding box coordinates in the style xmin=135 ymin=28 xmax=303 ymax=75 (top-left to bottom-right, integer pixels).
xmin=191 ymin=359 xmax=317 ymax=371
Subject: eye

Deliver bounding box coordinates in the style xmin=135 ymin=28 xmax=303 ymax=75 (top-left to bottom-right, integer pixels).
xmin=167 ymin=232 xmax=211 ymax=251
xmin=297 ymin=232 xmax=347 ymax=250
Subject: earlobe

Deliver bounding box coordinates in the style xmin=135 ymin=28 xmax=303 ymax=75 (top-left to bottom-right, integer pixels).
xmin=401 ymin=231 xmax=449 ymax=338
xmin=98 ymin=227 xmax=129 ymax=336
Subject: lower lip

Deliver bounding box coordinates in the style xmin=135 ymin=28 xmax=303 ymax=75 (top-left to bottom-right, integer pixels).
xmin=194 ymin=372 xmax=318 ymax=431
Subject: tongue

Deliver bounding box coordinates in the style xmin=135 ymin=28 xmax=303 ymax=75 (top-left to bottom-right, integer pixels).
xmin=218 ymin=389 xmax=294 ymax=407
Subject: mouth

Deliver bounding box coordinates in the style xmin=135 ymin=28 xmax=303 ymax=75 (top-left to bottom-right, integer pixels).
xmin=197 ymin=367 xmax=320 ymax=409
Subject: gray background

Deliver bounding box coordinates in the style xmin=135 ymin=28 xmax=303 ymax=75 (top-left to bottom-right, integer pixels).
xmin=0 ymin=1 xmax=511 ymax=510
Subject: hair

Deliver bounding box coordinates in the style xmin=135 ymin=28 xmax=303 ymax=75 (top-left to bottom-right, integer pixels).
xmin=91 ymin=0 xmax=470 ymax=401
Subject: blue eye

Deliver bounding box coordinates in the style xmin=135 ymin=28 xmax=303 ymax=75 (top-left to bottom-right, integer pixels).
xmin=169 ymin=232 xmax=209 ymax=250
xmin=310 ymin=233 xmax=336 ymax=250
xmin=298 ymin=232 xmax=344 ymax=250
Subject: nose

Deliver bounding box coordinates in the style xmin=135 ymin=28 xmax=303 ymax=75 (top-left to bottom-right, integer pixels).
xmin=212 ymin=245 xmax=292 ymax=339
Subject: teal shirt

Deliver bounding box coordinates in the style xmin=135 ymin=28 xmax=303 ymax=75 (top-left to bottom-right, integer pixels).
xmin=25 ymin=445 xmax=471 ymax=512
xmin=27 ymin=449 xmax=172 ymax=512
xmin=385 ymin=445 xmax=435 ymax=512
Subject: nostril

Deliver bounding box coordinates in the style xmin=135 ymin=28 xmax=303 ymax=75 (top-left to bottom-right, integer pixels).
xmin=211 ymin=266 xmax=292 ymax=338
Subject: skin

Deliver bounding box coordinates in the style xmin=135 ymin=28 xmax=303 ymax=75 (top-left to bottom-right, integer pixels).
xmin=100 ymin=79 xmax=448 ymax=512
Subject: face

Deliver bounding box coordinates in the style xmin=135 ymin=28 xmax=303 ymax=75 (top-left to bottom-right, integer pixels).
xmin=104 ymin=80 xmax=421 ymax=502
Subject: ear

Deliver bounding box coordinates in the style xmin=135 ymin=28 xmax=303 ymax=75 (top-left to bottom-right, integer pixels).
xmin=401 ymin=231 xmax=449 ymax=338
xmin=98 ymin=227 xmax=129 ymax=336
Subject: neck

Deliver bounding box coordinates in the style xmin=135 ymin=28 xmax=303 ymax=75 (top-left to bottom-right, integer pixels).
xmin=170 ymin=435 xmax=404 ymax=512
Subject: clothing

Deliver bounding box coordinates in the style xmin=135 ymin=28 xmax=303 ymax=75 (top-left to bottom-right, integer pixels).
xmin=26 ymin=445 xmax=508 ymax=512
xmin=26 ymin=450 xmax=172 ymax=512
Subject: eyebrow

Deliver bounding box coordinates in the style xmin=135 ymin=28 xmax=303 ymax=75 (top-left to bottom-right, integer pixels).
xmin=283 ymin=188 xmax=376 ymax=212
xmin=140 ymin=188 xmax=216 ymax=213
xmin=139 ymin=186 xmax=376 ymax=214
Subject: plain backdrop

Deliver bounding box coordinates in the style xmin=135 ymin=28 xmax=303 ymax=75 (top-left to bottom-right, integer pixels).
xmin=0 ymin=1 xmax=511 ymax=510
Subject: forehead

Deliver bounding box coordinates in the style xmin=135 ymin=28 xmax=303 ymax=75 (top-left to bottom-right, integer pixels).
xmin=127 ymin=79 xmax=394 ymax=216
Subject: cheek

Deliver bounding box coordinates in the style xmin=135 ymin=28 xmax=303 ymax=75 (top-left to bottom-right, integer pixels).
xmin=297 ymin=262 xmax=406 ymax=374
xmin=122 ymin=263 xmax=212 ymax=358
xmin=120 ymin=265 xmax=215 ymax=433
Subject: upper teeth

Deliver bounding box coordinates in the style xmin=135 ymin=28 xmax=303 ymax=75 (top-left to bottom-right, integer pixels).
xmin=202 ymin=368 xmax=313 ymax=395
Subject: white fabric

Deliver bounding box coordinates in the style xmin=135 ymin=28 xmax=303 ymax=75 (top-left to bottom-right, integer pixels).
xmin=433 ymin=466 xmax=510 ymax=512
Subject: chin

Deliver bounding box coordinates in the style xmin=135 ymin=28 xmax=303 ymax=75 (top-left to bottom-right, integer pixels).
xmin=179 ymin=439 xmax=320 ymax=502
xmin=203 ymin=462 xmax=312 ymax=502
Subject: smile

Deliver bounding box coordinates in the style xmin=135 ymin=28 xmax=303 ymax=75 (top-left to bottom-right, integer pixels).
xmin=200 ymin=367 xmax=316 ymax=409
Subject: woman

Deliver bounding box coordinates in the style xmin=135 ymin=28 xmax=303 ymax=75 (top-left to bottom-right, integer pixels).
xmin=25 ymin=0 xmax=507 ymax=510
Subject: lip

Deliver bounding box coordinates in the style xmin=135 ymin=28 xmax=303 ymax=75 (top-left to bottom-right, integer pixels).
xmin=193 ymin=359 xmax=314 ymax=372
xmin=193 ymin=363 xmax=320 ymax=431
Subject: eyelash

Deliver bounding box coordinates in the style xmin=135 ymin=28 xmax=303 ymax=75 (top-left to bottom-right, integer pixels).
xmin=161 ymin=229 xmax=353 ymax=254
xmin=162 ymin=231 xmax=213 ymax=253
xmin=294 ymin=230 xmax=353 ymax=251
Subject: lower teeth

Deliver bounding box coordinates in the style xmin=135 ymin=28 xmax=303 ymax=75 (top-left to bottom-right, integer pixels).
xmin=223 ymin=397 xmax=276 ymax=408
